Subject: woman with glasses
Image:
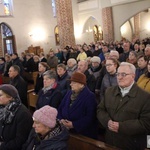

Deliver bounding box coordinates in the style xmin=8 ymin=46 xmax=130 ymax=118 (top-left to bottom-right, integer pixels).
xmin=100 ymin=58 xmax=119 ymax=101
xmin=137 ymin=58 xmax=150 ymax=93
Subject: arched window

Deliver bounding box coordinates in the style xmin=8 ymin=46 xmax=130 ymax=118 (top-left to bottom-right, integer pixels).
xmin=0 ymin=23 xmax=16 ymax=54
xmin=51 ymin=0 xmax=56 ymax=17
xmin=93 ymin=25 xmax=103 ymax=42
xmin=0 ymin=0 xmax=13 ymax=17
xmin=54 ymin=26 xmax=60 ymax=45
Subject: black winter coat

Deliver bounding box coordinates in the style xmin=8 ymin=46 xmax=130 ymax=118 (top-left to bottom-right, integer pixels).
xmin=10 ymin=75 xmax=28 ymax=107
xmin=22 ymin=126 xmax=69 ymax=150
xmin=0 ymin=105 xmax=33 ymax=150
xmin=36 ymin=85 xmax=62 ymax=110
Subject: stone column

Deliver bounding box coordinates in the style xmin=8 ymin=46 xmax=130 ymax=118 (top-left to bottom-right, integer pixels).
xmin=55 ymin=0 xmax=75 ymax=48
xmin=102 ymin=7 xmax=114 ymax=42
xmin=134 ymin=14 xmax=140 ymax=39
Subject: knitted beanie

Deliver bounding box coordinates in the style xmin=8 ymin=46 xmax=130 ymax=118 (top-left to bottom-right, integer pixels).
xmin=33 ymin=105 xmax=58 ymax=128
xmin=0 ymin=84 xmax=18 ymax=98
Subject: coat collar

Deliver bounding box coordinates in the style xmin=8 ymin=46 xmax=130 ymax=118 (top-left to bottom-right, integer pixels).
xmin=114 ymin=83 xmax=138 ymax=98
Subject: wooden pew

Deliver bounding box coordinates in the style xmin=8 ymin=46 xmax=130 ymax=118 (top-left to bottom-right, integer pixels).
xmin=27 ymin=89 xmax=38 ymax=110
xmin=23 ymin=71 xmax=38 ymax=90
xmin=68 ymin=133 xmax=119 ymax=150
xmin=68 ymin=134 xmax=149 ymax=150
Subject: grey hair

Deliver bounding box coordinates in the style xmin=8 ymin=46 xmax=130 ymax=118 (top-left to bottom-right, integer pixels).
xmin=43 ymin=70 xmax=57 ymax=80
xmin=78 ymin=60 xmax=88 ymax=67
xmin=110 ymin=50 xmax=119 ymax=59
xmin=119 ymin=62 xmax=136 ymax=74
xmin=67 ymin=58 xmax=77 ymax=65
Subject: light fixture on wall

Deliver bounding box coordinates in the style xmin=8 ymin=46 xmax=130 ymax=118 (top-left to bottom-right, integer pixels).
xmin=146 ymin=21 xmax=150 ymax=31
xmin=28 ymin=27 xmax=46 ymax=41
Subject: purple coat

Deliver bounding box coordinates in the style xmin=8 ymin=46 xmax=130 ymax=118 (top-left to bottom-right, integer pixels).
xmin=58 ymin=86 xmax=98 ymax=139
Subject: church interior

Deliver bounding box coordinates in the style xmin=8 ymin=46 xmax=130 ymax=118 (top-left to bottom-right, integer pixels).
xmin=0 ymin=0 xmax=150 ymax=56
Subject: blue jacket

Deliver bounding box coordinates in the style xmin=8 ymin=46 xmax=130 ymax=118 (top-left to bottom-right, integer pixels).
xmin=58 ymin=86 xmax=98 ymax=139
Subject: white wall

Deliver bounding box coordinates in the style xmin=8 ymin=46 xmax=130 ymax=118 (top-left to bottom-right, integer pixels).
xmin=75 ymin=0 xmax=102 ymax=44
xmin=75 ymin=0 xmax=150 ymax=43
xmin=112 ymin=0 xmax=150 ymax=41
xmin=0 ymin=0 xmax=57 ymax=55
xmin=140 ymin=10 xmax=150 ymax=39
xmin=120 ymin=21 xmax=132 ymax=41
xmin=1 ymin=0 xmax=150 ymax=56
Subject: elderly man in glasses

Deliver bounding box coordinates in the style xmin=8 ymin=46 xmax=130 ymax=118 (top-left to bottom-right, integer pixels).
xmin=97 ymin=62 xmax=150 ymax=150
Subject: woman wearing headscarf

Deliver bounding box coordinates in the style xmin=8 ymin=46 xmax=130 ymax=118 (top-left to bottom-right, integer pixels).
xmin=22 ymin=105 xmax=69 ymax=150
xmin=0 ymin=84 xmax=33 ymax=150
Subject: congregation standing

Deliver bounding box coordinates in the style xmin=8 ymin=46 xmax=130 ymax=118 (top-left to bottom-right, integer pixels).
xmin=0 ymin=37 xmax=149 ymax=149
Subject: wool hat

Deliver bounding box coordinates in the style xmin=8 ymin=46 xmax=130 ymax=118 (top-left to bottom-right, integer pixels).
xmin=69 ymin=72 xmax=86 ymax=85
xmin=0 ymin=84 xmax=18 ymax=98
xmin=33 ymin=105 xmax=57 ymax=128
xmin=90 ymin=56 xmax=101 ymax=64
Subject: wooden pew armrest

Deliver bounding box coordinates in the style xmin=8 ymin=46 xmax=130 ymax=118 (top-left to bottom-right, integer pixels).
xmin=68 ymin=133 xmax=119 ymax=150
xmin=27 ymin=89 xmax=35 ymax=93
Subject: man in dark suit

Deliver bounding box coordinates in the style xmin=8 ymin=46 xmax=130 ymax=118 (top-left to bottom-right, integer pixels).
xmin=9 ymin=65 xmax=28 ymax=107
xmin=97 ymin=62 xmax=150 ymax=150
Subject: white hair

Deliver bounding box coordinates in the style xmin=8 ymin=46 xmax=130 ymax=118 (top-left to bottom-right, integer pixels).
xmin=67 ymin=58 xmax=77 ymax=65
xmin=110 ymin=50 xmax=119 ymax=59
xmin=119 ymin=62 xmax=136 ymax=74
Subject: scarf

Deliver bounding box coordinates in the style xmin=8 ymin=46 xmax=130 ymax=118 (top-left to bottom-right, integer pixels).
xmin=0 ymin=97 xmax=21 ymax=124
xmin=34 ymin=120 xmax=63 ymax=146
xmin=70 ymin=86 xmax=84 ymax=107
xmin=42 ymin=82 xmax=57 ymax=94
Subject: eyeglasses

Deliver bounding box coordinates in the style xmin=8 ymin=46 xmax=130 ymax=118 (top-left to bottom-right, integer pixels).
xmin=105 ymin=64 xmax=114 ymax=67
xmin=116 ymin=72 xmax=132 ymax=77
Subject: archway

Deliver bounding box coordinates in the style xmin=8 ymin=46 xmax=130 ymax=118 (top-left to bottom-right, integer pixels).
xmin=54 ymin=25 xmax=60 ymax=46
xmin=83 ymin=16 xmax=101 ymax=43
xmin=120 ymin=8 xmax=150 ymax=41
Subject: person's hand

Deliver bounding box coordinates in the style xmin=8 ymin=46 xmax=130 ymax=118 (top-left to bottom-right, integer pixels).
xmin=32 ymin=92 xmax=36 ymax=95
xmin=61 ymin=119 xmax=73 ymax=129
xmin=108 ymin=120 xmax=119 ymax=133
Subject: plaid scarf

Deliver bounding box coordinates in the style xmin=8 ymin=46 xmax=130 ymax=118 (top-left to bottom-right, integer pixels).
xmin=42 ymin=82 xmax=57 ymax=94
xmin=0 ymin=97 xmax=21 ymax=124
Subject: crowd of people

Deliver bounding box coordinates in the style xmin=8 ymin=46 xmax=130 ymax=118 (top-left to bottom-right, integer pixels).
xmin=0 ymin=37 xmax=149 ymax=149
